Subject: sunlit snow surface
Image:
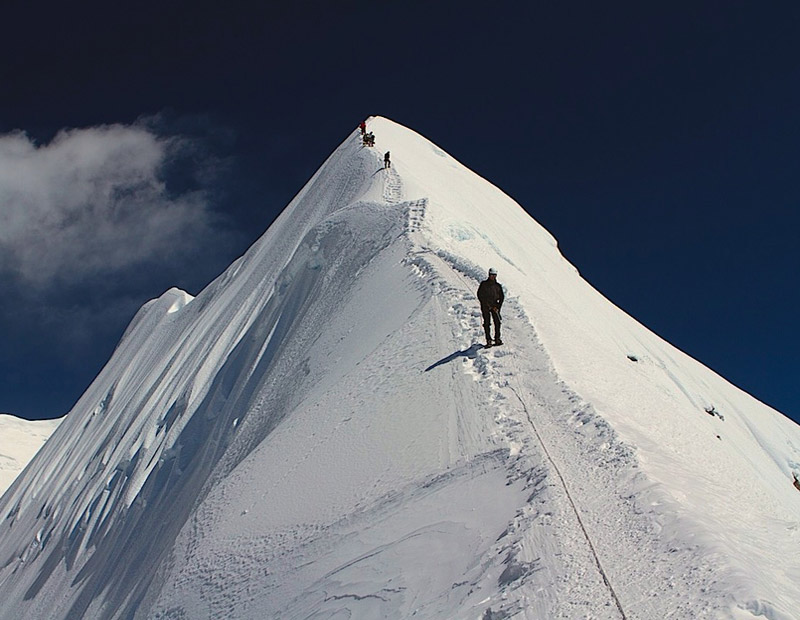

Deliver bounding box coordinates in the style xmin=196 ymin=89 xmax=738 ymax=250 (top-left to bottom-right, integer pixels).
xmin=0 ymin=118 xmax=799 ymax=620
xmin=0 ymin=414 xmax=61 ymax=496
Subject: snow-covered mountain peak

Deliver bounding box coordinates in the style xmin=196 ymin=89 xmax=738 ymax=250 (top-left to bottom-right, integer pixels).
xmin=1 ymin=118 xmax=799 ymax=620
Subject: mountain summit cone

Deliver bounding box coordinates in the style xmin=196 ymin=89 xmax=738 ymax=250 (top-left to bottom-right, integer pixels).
xmin=1 ymin=117 xmax=799 ymax=620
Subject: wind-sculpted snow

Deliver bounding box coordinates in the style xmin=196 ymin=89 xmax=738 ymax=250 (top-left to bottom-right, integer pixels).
xmin=0 ymin=200 xmax=406 ymax=619
xmin=0 ymin=129 xmax=404 ymax=618
xmin=1 ymin=117 xmax=799 ymax=620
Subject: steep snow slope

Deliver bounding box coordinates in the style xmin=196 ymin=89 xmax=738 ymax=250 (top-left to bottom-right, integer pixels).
xmin=0 ymin=414 xmax=61 ymax=496
xmin=0 ymin=117 xmax=798 ymax=620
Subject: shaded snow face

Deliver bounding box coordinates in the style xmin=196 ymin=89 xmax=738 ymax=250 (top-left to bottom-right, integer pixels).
xmin=1 ymin=202 xmax=408 ymax=618
xmin=0 ymin=128 xmax=401 ymax=617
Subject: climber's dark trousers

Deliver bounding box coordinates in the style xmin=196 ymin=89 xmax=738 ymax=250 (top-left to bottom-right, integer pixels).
xmin=481 ymin=306 xmax=501 ymax=342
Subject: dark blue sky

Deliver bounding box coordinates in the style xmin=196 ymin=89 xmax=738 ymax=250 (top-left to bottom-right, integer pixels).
xmin=1 ymin=1 xmax=798 ymax=423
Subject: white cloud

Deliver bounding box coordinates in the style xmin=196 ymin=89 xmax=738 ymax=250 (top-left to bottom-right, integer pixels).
xmin=0 ymin=123 xmax=221 ymax=287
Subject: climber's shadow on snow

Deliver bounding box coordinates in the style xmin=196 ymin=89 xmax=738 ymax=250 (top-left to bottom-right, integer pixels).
xmin=425 ymin=343 xmax=483 ymax=372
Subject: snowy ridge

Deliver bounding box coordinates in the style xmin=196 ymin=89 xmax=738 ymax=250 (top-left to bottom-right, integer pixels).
xmin=0 ymin=117 xmax=798 ymax=620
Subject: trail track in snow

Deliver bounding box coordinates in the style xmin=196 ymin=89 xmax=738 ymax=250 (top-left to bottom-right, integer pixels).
xmin=382 ymin=166 xmax=402 ymax=205
xmin=416 ymin=257 xmax=731 ymax=618
xmin=403 ymin=198 xmax=731 ymax=617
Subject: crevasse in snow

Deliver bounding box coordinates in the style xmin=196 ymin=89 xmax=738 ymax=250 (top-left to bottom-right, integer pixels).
xmin=0 ymin=117 xmax=798 ymax=620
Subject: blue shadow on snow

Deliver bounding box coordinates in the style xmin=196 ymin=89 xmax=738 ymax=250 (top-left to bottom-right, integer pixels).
xmin=425 ymin=343 xmax=485 ymax=372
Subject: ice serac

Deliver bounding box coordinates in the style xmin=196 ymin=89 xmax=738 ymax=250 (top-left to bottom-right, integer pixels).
xmin=1 ymin=117 xmax=799 ymax=620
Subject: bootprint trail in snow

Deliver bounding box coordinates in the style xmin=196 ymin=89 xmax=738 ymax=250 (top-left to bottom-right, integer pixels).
xmin=382 ymin=166 xmax=402 ymax=205
xmin=413 ymin=245 xmax=731 ymax=618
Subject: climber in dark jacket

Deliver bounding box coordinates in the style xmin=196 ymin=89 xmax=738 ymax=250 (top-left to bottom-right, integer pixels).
xmin=477 ymin=267 xmax=504 ymax=346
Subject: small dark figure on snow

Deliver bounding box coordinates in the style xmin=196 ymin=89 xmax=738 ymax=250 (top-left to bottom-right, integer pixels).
xmin=359 ymin=120 xmax=367 ymax=136
xmin=477 ymin=268 xmax=504 ymax=346
xmin=384 ymin=151 xmax=391 ymax=169
xmin=363 ymin=132 xmax=375 ymax=147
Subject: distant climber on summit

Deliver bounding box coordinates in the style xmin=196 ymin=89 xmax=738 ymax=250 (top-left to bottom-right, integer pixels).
xmin=477 ymin=268 xmax=504 ymax=347
xmin=359 ymin=120 xmax=367 ymax=136
xmin=384 ymin=151 xmax=391 ymax=169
